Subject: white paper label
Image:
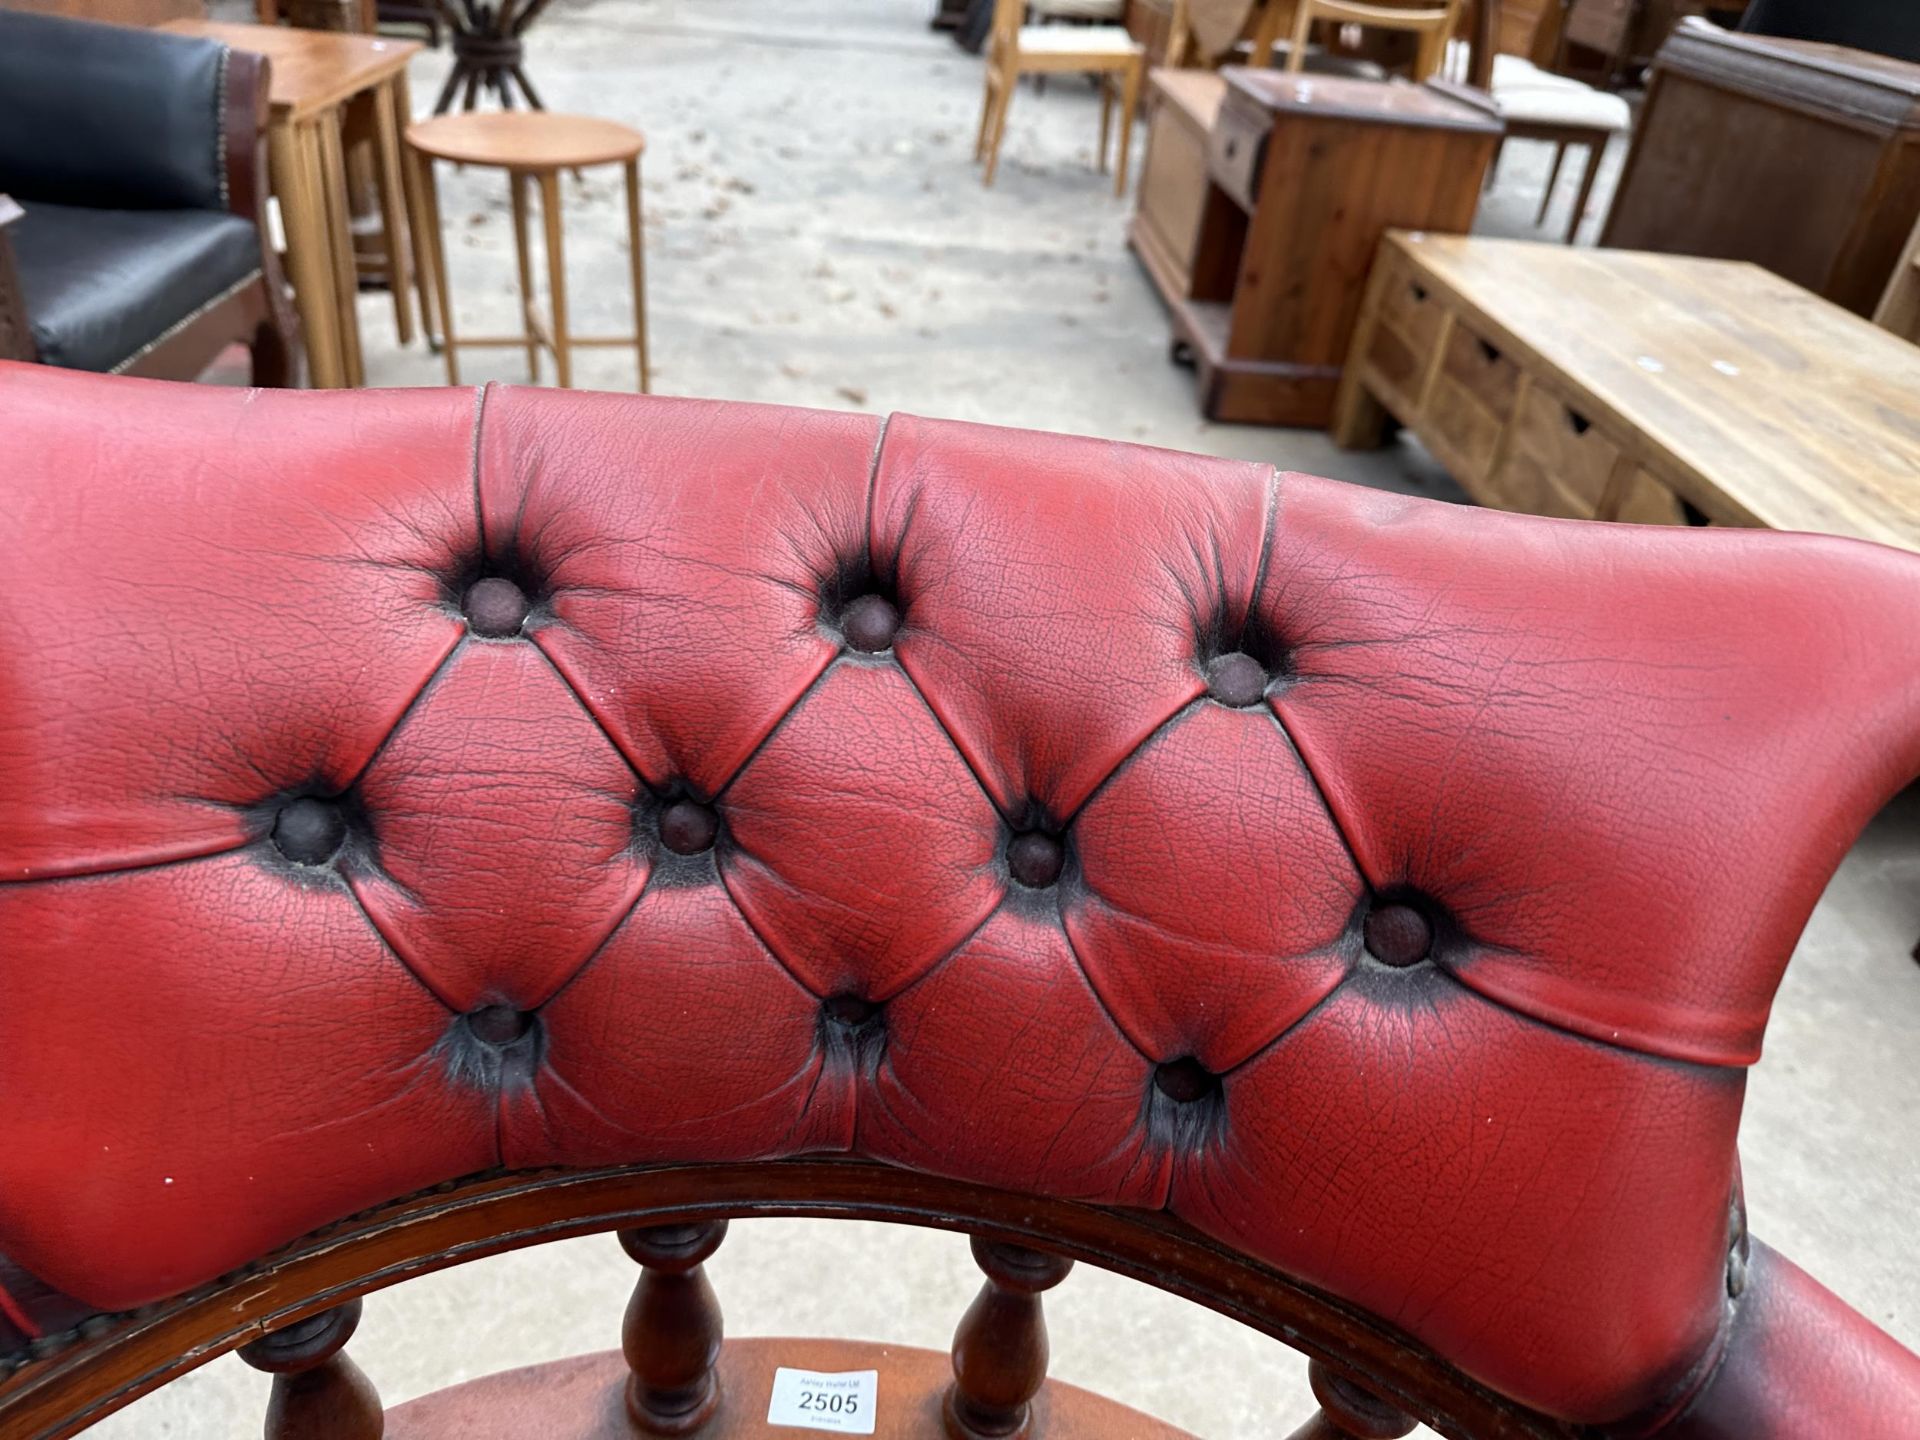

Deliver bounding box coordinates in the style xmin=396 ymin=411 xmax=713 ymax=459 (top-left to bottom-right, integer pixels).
xmin=766 ymin=1366 xmax=878 ymax=1434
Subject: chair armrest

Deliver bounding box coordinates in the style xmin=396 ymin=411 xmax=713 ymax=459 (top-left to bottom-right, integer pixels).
xmin=0 ymin=10 xmax=235 ymax=212
xmin=1656 ymin=1242 xmax=1920 ymax=1439
xmin=0 ymin=196 xmax=36 ymax=364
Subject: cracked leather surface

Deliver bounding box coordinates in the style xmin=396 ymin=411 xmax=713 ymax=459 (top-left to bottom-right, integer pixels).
xmin=2 ymin=365 xmax=1917 ymax=1428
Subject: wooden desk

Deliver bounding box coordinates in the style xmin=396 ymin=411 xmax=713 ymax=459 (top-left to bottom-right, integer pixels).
xmin=1335 ymin=234 xmax=1920 ymax=552
xmin=164 ymin=19 xmax=425 ymax=388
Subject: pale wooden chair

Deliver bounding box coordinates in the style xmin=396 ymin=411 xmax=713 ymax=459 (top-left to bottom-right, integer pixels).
xmin=1276 ymin=0 xmax=1465 ymax=78
xmin=975 ymin=0 xmax=1148 ymax=196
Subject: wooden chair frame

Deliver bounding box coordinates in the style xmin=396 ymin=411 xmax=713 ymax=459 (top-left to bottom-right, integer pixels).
xmin=0 ymin=50 xmax=299 ymax=386
xmin=976 ymin=0 xmax=1147 ymax=195
xmin=1281 ymin=0 xmax=1465 ymax=79
xmin=0 ymin=1161 xmax=1578 ymax=1440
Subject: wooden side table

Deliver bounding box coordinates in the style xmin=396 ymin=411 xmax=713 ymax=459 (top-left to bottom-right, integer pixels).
xmin=406 ymin=111 xmax=650 ymax=392
xmin=163 ymin=19 xmax=428 ymax=389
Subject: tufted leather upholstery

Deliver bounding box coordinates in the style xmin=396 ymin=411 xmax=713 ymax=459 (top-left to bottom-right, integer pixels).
xmin=1 ymin=364 xmax=1918 ymax=1432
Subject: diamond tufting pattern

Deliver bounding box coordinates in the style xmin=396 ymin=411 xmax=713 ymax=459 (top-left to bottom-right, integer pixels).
xmin=2 ymin=366 xmax=1920 ymax=1428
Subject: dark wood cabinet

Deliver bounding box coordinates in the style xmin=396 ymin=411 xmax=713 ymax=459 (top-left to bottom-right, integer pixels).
xmin=1601 ymin=18 xmax=1920 ymax=316
xmin=1130 ymin=69 xmax=1501 ymax=427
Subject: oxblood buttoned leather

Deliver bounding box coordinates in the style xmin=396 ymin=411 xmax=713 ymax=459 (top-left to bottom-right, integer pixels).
xmin=1 ymin=364 xmax=1917 ymax=1433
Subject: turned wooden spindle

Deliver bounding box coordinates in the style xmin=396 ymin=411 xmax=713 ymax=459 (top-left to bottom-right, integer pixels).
xmin=943 ymin=1236 xmax=1075 ymax=1440
xmin=1283 ymin=1360 xmax=1417 ymax=1440
xmin=237 ymin=1299 xmax=383 ymax=1440
xmin=619 ymin=1220 xmax=728 ymax=1435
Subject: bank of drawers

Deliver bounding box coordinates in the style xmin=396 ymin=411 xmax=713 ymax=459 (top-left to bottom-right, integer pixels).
xmin=1360 ymin=254 xmax=1688 ymax=526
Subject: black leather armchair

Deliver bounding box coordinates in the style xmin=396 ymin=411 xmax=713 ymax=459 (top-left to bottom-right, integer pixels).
xmin=0 ymin=11 xmax=299 ymax=384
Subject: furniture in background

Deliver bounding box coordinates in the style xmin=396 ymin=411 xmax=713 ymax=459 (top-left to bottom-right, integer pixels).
xmin=1134 ymin=70 xmax=1500 ymax=425
xmin=976 ymin=0 xmax=1147 ymax=194
xmin=1739 ymin=0 xmax=1920 ymax=65
xmin=1601 ymin=19 xmax=1920 ymax=318
xmin=5 ymin=361 xmax=1920 ymax=1438
xmin=422 ymin=0 xmax=559 ymax=112
xmin=406 ymin=111 xmax=650 ymax=391
xmin=1559 ymin=0 xmax=1748 ymax=85
xmin=1876 ymin=207 xmax=1920 ymax=341
xmin=0 ymin=0 xmax=199 ymax=20
xmin=256 ymin=0 xmax=423 ymax=341
xmin=1032 ymin=0 xmax=1127 ymax=19
xmin=1452 ymin=57 xmax=1629 ymax=241
xmin=1335 ymin=233 xmax=1920 ymax=550
xmin=0 ymin=11 xmax=296 ymax=383
xmin=1125 ymin=0 xmax=1180 ymax=62
xmin=1281 ymin=0 xmax=1463 ymax=78
xmin=165 ymin=17 xmax=427 ymax=388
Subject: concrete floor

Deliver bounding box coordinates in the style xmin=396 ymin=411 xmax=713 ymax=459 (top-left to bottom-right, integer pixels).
xmin=101 ymin=3 xmax=1917 ymax=1435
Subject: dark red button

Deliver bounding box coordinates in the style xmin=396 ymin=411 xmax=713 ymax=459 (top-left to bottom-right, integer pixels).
xmin=1206 ymin=652 xmax=1268 ymax=708
xmin=271 ymin=797 xmax=345 ymax=865
xmin=464 ymin=577 xmax=529 ymax=637
xmin=842 ymin=594 xmax=900 ymax=653
xmin=1008 ymin=832 xmax=1064 ymax=888
xmin=1364 ymin=903 xmax=1433 ymax=967
xmin=660 ymin=799 xmax=719 ymax=855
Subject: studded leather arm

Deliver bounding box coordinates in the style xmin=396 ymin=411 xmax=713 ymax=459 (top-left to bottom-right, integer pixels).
xmin=2 ymin=365 xmax=1918 ymax=1429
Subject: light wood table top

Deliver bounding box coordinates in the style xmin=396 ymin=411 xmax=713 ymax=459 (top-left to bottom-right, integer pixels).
xmin=1389 ymin=233 xmax=1920 ymax=552
xmin=407 ymin=111 xmax=646 ymax=170
xmin=160 ymin=19 xmax=419 ymax=123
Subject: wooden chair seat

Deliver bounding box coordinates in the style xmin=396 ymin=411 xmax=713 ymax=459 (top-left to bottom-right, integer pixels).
xmin=385 ymin=1338 xmax=1196 ymax=1440
xmin=975 ymin=0 xmax=1146 ymax=193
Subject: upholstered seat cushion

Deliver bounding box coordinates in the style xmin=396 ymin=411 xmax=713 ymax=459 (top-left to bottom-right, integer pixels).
xmin=1017 ymin=22 xmax=1140 ymax=54
xmin=1491 ymin=55 xmax=1632 ymax=130
xmin=8 ymin=202 xmax=261 ymax=373
xmin=1028 ymin=0 xmax=1125 ymax=18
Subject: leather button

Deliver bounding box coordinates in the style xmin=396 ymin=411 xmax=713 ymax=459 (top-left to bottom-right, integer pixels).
xmin=1007 ymin=831 xmax=1063 ymax=888
xmin=271 ymin=797 xmax=345 ymax=865
xmin=1154 ymin=1056 xmax=1218 ymax=1103
xmin=841 ymin=594 xmax=899 ymax=653
xmin=823 ymin=994 xmax=878 ymax=1027
xmin=468 ymin=1006 xmax=531 ymax=1046
xmin=1206 ymin=651 xmax=1268 ymax=708
xmin=1364 ymin=902 xmax=1433 ymax=967
xmin=660 ymin=798 xmax=719 ymax=855
xmin=464 ymin=577 xmax=529 ymax=637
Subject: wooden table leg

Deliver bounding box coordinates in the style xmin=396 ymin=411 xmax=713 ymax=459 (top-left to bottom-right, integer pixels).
xmin=269 ymin=119 xmax=347 ymax=389
xmin=371 ymin=76 xmax=415 ymax=346
xmin=539 ymin=169 xmax=571 ymax=389
xmin=410 ymin=146 xmax=460 ymax=385
xmin=395 ymin=72 xmax=439 ymax=348
xmin=624 ymin=157 xmax=649 ymax=394
xmin=316 ymin=110 xmax=367 ymax=387
xmin=509 ymin=172 xmax=540 ymax=382
xmin=1330 ymin=257 xmax=1393 ymax=448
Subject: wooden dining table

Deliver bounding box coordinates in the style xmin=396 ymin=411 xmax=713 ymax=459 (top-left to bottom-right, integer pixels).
xmin=163 ymin=19 xmax=429 ymax=388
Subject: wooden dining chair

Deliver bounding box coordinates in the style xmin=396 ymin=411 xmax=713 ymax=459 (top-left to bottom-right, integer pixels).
xmin=976 ymin=0 xmax=1147 ymax=195
xmin=1276 ymin=0 xmax=1465 ymax=78
xmin=3 ymin=363 xmax=1920 ymax=1440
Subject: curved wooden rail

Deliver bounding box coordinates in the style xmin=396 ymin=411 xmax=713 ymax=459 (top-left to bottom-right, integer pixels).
xmin=0 ymin=1159 xmax=1573 ymax=1440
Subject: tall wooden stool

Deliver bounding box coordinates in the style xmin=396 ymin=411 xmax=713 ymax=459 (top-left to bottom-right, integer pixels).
xmin=406 ymin=111 xmax=651 ymax=391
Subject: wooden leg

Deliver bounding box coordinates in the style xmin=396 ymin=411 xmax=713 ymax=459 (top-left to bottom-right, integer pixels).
xmin=411 ymin=146 xmax=460 ymax=385
xmin=982 ymin=76 xmax=1013 ymax=188
xmin=1567 ymin=137 xmax=1607 ymax=245
xmin=1115 ymin=57 xmax=1142 ymax=197
xmin=509 ymin=171 xmax=540 ymax=382
xmin=238 ymin=1300 xmax=382 ymax=1440
xmin=395 ymin=71 xmax=440 ymax=348
xmin=625 ymin=156 xmax=650 ymax=394
xmin=1537 ymin=140 xmax=1568 ymax=228
xmin=1331 ymin=258 xmax=1394 ymax=449
xmin=269 ymin=120 xmax=346 ymax=389
xmin=620 ymin=1223 xmax=726 ymax=1436
xmin=539 ymin=169 xmax=571 ymax=388
xmin=316 ymin=111 xmax=366 ymax=387
xmin=944 ymin=1237 xmax=1073 ymax=1440
xmin=974 ymin=75 xmax=995 ymax=162
xmin=370 ymin=75 xmax=415 ymax=346
xmin=1098 ymin=78 xmax=1113 ymax=176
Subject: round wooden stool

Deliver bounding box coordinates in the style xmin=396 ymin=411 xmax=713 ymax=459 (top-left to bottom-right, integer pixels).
xmin=406 ymin=110 xmax=650 ymax=391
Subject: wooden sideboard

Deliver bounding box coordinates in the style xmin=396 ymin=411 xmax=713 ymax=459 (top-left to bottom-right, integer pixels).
xmin=1602 ymin=19 xmax=1920 ymax=316
xmin=1131 ymin=69 xmax=1501 ymax=426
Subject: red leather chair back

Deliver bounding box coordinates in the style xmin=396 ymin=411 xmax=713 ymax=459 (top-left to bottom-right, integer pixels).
xmin=1 ymin=365 xmax=1917 ymax=1435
